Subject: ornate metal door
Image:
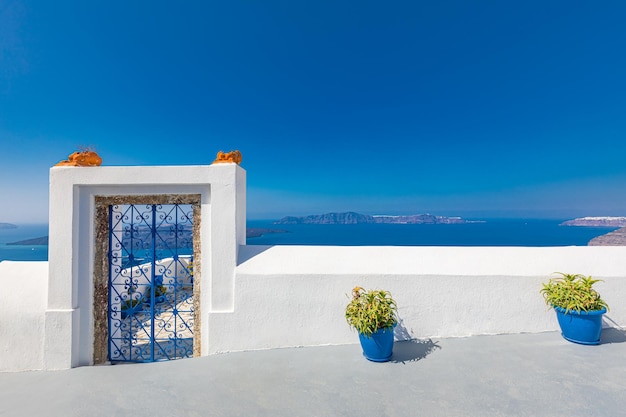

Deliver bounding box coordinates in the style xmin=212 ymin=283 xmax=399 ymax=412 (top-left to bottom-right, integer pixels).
xmin=107 ymin=203 xmax=195 ymax=362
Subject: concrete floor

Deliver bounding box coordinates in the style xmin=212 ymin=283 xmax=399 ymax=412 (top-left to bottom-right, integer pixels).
xmin=1 ymin=331 xmax=625 ymax=417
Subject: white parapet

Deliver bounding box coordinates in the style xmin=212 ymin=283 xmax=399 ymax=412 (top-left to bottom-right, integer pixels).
xmin=116 ymin=256 xmax=192 ymax=301
xmin=205 ymin=245 xmax=626 ymax=354
xmin=0 ymin=261 xmax=48 ymax=372
xmin=3 ymin=244 xmax=626 ymax=371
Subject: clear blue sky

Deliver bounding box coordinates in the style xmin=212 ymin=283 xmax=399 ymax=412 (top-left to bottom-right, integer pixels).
xmin=1 ymin=1 xmax=626 ymax=223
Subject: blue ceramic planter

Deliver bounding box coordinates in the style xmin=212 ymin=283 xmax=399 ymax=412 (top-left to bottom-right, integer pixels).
xmin=554 ymin=306 xmax=606 ymax=345
xmin=358 ymin=326 xmax=395 ymax=362
xmin=120 ymin=301 xmax=143 ymax=319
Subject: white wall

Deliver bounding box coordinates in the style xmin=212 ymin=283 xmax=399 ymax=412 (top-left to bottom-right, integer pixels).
xmin=3 ymin=245 xmax=626 ymax=371
xmin=206 ymin=245 xmax=626 ymax=353
xmin=0 ymin=261 xmax=48 ymax=372
xmin=3 ymin=162 xmax=626 ymax=372
xmin=117 ymin=256 xmax=193 ymax=301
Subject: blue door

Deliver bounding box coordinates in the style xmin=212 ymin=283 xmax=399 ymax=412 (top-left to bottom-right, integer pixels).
xmin=107 ymin=203 xmax=195 ymax=362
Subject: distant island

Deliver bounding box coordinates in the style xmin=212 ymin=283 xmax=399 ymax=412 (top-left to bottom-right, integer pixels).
xmin=246 ymin=228 xmax=289 ymax=238
xmin=274 ymin=212 xmax=482 ymax=225
xmin=559 ymin=217 xmax=626 ymax=245
xmin=6 ymin=229 xmax=287 ymax=245
xmin=560 ymin=217 xmax=626 ymax=227
xmin=7 ymin=236 xmax=49 ymax=246
xmin=588 ymin=226 xmax=626 ymax=246
xmin=0 ymin=223 xmax=17 ymax=230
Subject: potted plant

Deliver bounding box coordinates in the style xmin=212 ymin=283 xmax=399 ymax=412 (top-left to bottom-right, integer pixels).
xmin=540 ymin=272 xmax=609 ymax=345
xmin=150 ymin=275 xmax=167 ymax=303
xmin=345 ymin=286 xmax=398 ymax=362
xmin=120 ymin=298 xmax=144 ymax=319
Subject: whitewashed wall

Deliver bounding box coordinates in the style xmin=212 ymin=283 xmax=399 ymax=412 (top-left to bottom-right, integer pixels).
xmin=0 ymin=261 xmax=48 ymax=372
xmin=3 ymin=162 xmax=626 ymax=372
xmin=207 ymin=245 xmax=626 ymax=353
xmin=2 ymin=246 xmax=626 ymax=371
xmin=117 ymin=256 xmax=193 ymax=301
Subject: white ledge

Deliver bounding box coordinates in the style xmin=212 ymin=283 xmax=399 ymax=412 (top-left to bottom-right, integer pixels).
xmin=237 ymin=245 xmax=626 ymax=277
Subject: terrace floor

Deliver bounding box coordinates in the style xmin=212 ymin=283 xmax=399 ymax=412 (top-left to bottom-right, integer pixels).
xmin=1 ymin=331 xmax=625 ymax=417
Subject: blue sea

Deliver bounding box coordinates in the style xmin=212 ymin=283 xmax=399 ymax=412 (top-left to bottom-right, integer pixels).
xmin=247 ymin=219 xmax=619 ymax=247
xmin=0 ymin=224 xmax=49 ymax=262
xmin=0 ymin=220 xmax=619 ymax=262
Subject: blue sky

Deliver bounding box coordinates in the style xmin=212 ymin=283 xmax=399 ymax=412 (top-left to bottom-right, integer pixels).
xmin=1 ymin=1 xmax=626 ymax=223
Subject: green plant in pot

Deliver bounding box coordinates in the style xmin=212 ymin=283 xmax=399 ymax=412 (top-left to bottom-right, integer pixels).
xmin=345 ymin=286 xmax=398 ymax=362
xmin=540 ymin=273 xmax=609 ymax=345
xmin=154 ymin=284 xmax=167 ymax=297
xmin=120 ymin=297 xmax=144 ymax=319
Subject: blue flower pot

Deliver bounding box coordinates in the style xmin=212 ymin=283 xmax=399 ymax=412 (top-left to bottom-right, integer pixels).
xmin=554 ymin=306 xmax=606 ymax=345
xmin=120 ymin=301 xmax=143 ymax=319
xmin=358 ymin=326 xmax=395 ymax=362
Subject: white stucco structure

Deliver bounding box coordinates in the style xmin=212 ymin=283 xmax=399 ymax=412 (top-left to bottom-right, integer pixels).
xmin=0 ymin=261 xmax=48 ymax=372
xmin=1 ymin=163 xmax=625 ymax=372
xmin=212 ymin=245 xmax=626 ymax=353
xmin=44 ymin=163 xmax=245 ymax=370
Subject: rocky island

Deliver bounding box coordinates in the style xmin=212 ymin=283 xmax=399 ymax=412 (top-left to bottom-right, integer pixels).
xmin=588 ymin=227 xmax=626 ymax=246
xmin=246 ymin=228 xmax=289 ymax=238
xmin=559 ymin=217 xmax=626 ymax=246
xmin=274 ymin=211 xmax=481 ymax=225
xmin=7 ymin=236 xmax=49 ymax=246
xmin=6 ymin=229 xmax=287 ymax=245
xmin=0 ymin=223 xmax=17 ymax=230
xmin=560 ymin=217 xmax=626 ymax=227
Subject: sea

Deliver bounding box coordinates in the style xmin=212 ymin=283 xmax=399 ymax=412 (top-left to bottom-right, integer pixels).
xmin=0 ymin=224 xmax=49 ymax=262
xmin=0 ymin=219 xmax=619 ymax=262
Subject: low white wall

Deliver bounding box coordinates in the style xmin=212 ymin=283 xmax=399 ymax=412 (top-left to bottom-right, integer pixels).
xmin=117 ymin=256 xmax=192 ymax=302
xmin=0 ymin=261 xmax=48 ymax=372
xmin=3 ymin=246 xmax=626 ymax=371
xmin=207 ymin=245 xmax=626 ymax=353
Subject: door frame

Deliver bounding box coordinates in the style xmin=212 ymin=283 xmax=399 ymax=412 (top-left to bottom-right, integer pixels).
xmin=93 ymin=194 xmax=202 ymax=364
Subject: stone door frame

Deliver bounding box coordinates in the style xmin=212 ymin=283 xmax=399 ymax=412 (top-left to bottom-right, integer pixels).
xmin=93 ymin=194 xmax=202 ymax=364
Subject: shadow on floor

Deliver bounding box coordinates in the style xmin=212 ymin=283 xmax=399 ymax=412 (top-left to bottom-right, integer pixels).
xmin=601 ymin=327 xmax=626 ymax=344
xmin=390 ymin=316 xmax=441 ymax=363
xmin=391 ymin=339 xmax=441 ymax=364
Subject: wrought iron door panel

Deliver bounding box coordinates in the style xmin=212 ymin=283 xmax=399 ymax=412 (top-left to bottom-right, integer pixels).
xmin=108 ymin=203 xmax=194 ymax=362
